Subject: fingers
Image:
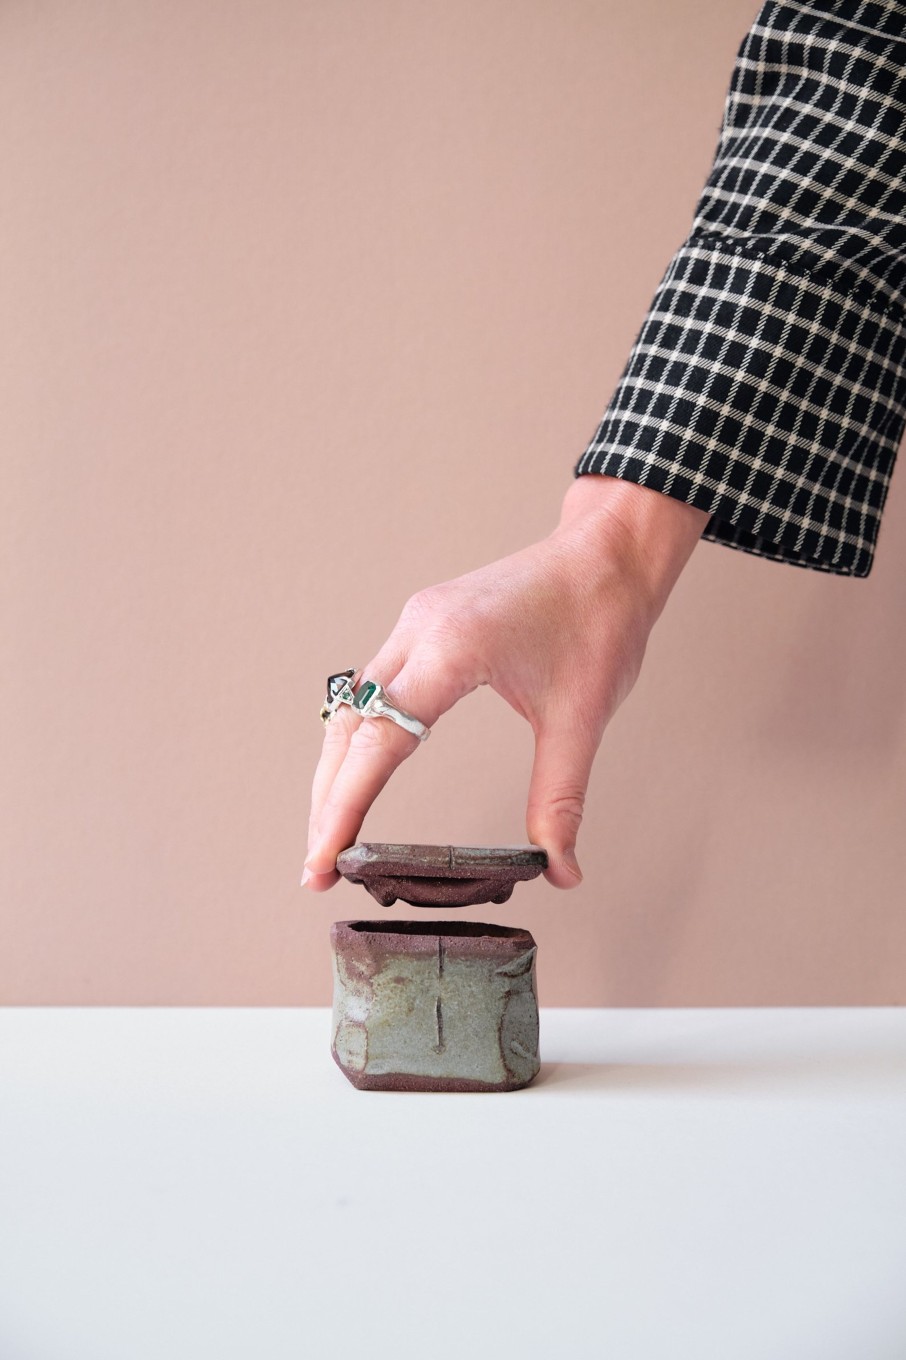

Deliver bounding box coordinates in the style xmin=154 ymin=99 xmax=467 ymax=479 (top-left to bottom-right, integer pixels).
xmin=303 ymin=648 xmax=406 ymax=892
xmin=304 ymin=653 xmax=474 ymax=880
xmin=525 ymin=713 xmax=601 ymax=889
xmin=306 ymin=652 xmax=405 ymax=849
xmin=302 ymin=704 xmax=357 ymax=891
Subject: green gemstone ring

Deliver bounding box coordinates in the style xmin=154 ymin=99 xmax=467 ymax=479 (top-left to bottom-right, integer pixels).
xmin=320 ymin=670 xmax=431 ymax=742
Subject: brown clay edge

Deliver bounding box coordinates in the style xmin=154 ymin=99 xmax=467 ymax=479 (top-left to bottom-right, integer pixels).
xmin=331 ymin=1050 xmax=536 ymax=1093
xmin=331 ymin=920 xmax=536 ymax=971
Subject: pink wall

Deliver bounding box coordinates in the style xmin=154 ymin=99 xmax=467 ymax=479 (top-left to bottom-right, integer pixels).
xmin=2 ymin=0 xmax=904 ymax=1006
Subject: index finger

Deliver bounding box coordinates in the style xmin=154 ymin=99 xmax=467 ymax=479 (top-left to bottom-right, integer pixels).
xmin=304 ymin=656 xmax=471 ymax=876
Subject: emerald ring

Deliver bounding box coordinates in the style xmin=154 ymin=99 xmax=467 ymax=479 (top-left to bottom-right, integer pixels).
xmin=320 ymin=670 xmax=431 ymax=742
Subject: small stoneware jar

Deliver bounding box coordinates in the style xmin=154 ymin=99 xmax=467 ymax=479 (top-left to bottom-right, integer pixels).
xmin=330 ymin=919 xmax=540 ymax=1092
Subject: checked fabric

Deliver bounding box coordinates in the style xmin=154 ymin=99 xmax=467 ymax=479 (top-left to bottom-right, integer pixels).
xmin=576 ymin=0 xmax=906 ymax=576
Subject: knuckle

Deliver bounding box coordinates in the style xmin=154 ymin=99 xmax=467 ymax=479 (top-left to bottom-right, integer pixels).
xmin=413 ymin=615 xmax=482 ymax=679
xmin=321 ymin=708 xmax=357 ymax=748
xmin=407 ymin=642 xmax=477 ymax=708
xmin=422 ymin=619 xmax=468 ymax=655
xmin=321 ymin=790 xmax=362 ymax=826
xmin=399 ymin=588 xmax=441 ymax=627
xmin=407 ymin=637 xmax=453 ymax=675
xmin=349 ymin=715 xmax=398 ymax=758
xmin=531 ymin=786 xmax=586 ymax=832
xmin=396 ymin=588 xmax=485 ymax=686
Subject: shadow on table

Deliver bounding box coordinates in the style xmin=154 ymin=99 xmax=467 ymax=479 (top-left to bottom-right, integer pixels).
xmin=534 ymin=1050 xmax=906 ymax=1095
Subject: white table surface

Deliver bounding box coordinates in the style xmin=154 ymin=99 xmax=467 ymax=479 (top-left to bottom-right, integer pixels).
xmin=1 ymin=1007 xmax=904 ymax=1360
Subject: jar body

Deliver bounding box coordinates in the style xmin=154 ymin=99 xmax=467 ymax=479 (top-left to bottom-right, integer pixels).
xmin=330 ymin=919 xmax=540 ymax=1092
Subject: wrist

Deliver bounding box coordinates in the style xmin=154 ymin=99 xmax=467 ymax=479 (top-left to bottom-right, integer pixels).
xmin=556 ymin=474 xmax=709 ymax=619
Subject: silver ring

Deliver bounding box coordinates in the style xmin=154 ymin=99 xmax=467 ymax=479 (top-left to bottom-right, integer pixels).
xmin=320 ymin=670 xmax=431 ymax=742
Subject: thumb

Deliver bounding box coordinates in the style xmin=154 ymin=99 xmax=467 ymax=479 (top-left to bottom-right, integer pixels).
xmin=526 ymin=716 xmax=599 ymax=889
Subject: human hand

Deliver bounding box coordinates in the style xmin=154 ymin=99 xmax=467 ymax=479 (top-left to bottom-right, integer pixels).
xmin=303 ymin=475 xmax=708 ymax=891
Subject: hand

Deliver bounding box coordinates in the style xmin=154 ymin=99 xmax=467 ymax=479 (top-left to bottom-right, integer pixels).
xmin=303 ymin=475 xmax=708 ymax=891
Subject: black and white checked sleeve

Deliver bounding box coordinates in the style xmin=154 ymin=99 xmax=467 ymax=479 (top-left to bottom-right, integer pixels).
xmin=575 ymin=0 xmax=906 ymax=576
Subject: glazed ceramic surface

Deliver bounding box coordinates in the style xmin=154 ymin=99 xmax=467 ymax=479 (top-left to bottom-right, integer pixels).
xmin=330 ymin=919 xmax=540 ymax=1092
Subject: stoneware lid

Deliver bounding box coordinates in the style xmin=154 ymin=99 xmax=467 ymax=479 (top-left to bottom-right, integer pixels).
xmin=335 ymin=842 xmax=548 ymax=908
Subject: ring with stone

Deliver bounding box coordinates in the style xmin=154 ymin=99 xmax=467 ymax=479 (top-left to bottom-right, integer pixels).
xmin=320 ymin=670 xmax=431 ymax=742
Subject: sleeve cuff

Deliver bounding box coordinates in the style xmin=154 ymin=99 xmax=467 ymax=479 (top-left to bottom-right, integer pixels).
xmin=575 ymin=237 xmax=906 ymax=577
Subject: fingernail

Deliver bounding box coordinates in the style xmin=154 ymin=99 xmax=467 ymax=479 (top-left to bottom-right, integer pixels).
xmin=563 ymin=849 xmax=583 ymax=882
xmin=300 ymin=867 xmax=311 ymax=887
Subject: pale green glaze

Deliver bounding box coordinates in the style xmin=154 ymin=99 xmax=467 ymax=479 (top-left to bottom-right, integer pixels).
xmin=332 ymin=938 xmax=539 ymax=1087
